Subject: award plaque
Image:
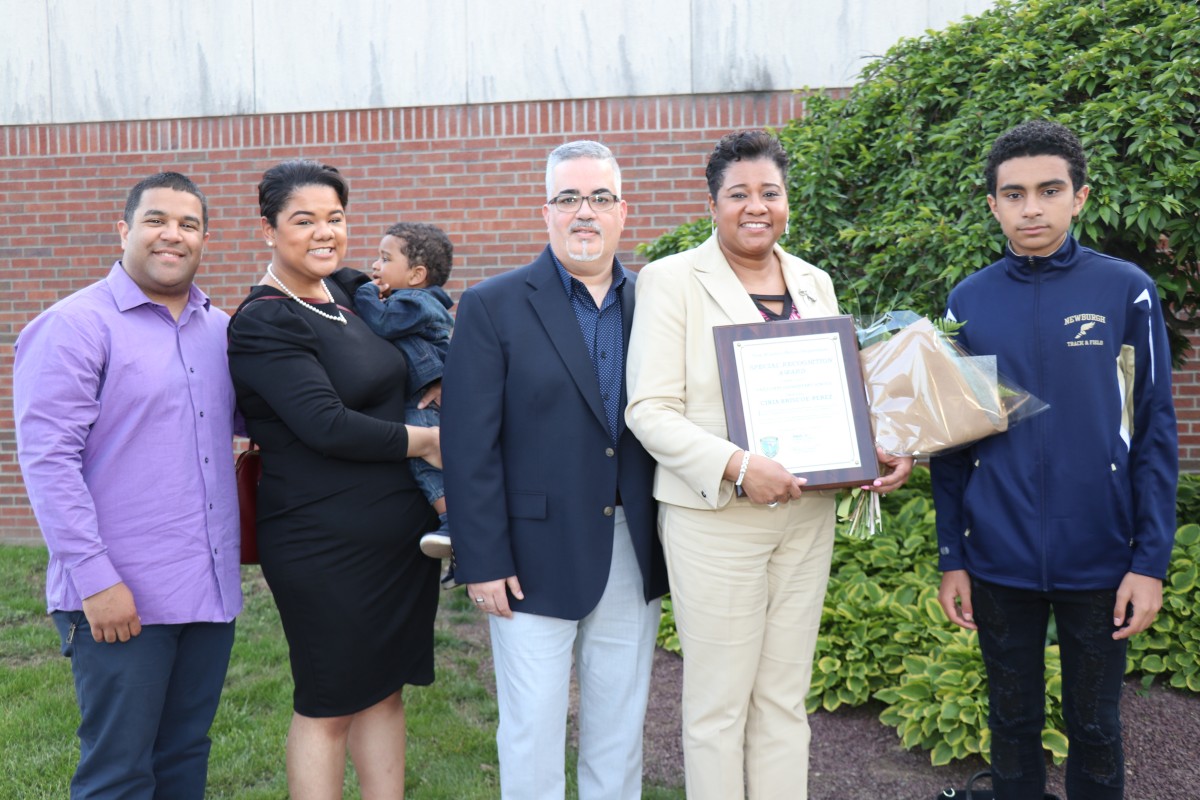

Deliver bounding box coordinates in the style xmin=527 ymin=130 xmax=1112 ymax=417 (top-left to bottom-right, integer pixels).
xmin=714 ymin=315 xmax=878 ymax=490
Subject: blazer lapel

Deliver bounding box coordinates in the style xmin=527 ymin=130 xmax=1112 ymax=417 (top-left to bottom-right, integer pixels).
xmin=616 ymin=265 xmax=636 ymax=436
xmin=692 ymin=236 xmax=764 ymax=324
xmin=526 ymin=248 xmax=609 ymax=432
xmin=693 ymin=235 xmax=839 ymax=322
xmin=780 ymin=250 xmax=838 ymax=318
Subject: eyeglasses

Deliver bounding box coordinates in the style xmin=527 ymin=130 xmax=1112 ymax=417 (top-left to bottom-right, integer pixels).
xmin=547 ymin=191 xmax=621 ymax=213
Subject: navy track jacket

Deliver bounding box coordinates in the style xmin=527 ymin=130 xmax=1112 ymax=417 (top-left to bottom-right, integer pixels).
xmin=931 ymin=235 xmax=1178 ymax=591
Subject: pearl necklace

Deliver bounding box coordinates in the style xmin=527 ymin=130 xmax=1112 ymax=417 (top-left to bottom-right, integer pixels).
xmin=266 ymin=264 xmax=347 ymax=325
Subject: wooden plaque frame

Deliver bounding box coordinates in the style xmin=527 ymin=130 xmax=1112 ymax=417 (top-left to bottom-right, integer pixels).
xmin=713 ymin=315 xmax=878 ymax=491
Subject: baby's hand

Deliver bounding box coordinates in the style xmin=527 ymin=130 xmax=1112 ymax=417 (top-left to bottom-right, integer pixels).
xmin=371 ymin=277 xmax=391 ymax=298
xmin=418 ymin=381 xmax=442 ymax=409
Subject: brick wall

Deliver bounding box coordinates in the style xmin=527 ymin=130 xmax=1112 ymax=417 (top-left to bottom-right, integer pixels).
xmin=1177 ymin=333 xmax=1200 ymax=474
xmin=0 ymin=91 xmax=818 ymax=543
xmin=1 ymin=91 xmax=1196 ymax=543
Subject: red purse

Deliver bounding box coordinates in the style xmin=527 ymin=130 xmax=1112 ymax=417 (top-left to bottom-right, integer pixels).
xmin=235 ymin=442 xmax=262 ymax=565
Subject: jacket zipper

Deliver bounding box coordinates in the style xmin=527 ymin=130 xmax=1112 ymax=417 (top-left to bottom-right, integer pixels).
xmin=1032 ymin=255 xmax=1050 ymax=591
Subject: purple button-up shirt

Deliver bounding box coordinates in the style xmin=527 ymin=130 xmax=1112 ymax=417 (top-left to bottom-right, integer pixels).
xmin=14 ymin=262 xmax=242 ymax=624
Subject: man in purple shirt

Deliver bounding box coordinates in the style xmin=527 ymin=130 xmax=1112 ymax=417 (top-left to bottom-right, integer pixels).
xmin=13 ymin=172 xmax=241 ymax=800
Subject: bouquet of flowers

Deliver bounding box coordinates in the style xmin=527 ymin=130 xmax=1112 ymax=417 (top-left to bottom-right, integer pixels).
xmin=840 ymin=311 xmax=1049 ymax=538
xmin=857 ymin=311 xmax=1047 ymax=456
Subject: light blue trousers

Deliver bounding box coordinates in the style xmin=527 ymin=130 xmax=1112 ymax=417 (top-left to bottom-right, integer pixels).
xmin=488 ymin=508 xmax=661 ymax=800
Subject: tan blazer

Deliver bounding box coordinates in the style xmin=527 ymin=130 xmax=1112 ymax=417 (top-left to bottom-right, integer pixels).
xmin=626 ymin=234 xmax=840 ymax=510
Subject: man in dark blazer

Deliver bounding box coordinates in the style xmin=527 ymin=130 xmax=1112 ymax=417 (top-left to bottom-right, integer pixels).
xmin=441 ymin=140 xmax=668 ymax=800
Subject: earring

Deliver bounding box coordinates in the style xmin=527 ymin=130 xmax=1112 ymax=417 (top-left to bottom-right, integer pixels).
xmin=785 ymin=220 xmax=790 ymax=236
xmin=267 ymin=241 xmax=274 ymax=247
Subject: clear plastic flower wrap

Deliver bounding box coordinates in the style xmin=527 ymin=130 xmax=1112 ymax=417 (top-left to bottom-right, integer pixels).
xmin=838 ymin=311 xmax=1049 ymax=539
xmin=857 ymin=311 xmax=1049 ymax=457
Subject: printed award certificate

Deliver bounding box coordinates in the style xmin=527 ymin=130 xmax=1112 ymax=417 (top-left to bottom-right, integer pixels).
xmin=714 ymin=315 xmax=878 ymax=490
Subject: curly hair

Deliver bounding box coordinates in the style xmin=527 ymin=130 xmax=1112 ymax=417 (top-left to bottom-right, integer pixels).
xmin=985 ymin=120 xmax=1087 ymax=196
xmin=384 ymin=222 xmax=454 ymax=287
xmin=705 ymin=130 xmax=789 ymax=200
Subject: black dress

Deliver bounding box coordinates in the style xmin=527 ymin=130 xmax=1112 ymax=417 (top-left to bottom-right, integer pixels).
xmin=227 ymin=269 xmax=438 ymax=717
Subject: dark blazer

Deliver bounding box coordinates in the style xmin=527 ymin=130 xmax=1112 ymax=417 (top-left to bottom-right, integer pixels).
xmin=441 ymin=246 xmax=668 ymax=620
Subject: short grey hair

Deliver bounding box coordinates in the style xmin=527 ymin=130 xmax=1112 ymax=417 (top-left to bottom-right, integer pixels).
xmin=545 ymin=140 xmax=622 ymax=200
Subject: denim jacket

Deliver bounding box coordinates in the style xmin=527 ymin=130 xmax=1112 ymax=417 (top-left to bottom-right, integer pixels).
xmin=354 ymin=283 xmax=454 ymax=399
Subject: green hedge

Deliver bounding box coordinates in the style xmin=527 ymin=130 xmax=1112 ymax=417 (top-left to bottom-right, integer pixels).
xmin=1125 ymin=522 xmax=1200 ymax=692
xmin=656 ymin=472 xmax=1200 ymax=765
xmin=638 ymin=0 xmax=1200 ymax=364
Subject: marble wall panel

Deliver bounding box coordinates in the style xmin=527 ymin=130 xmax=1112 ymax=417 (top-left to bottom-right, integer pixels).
xmin=690 ymin=0 xmax=997 ymax=92
xmin=465 ymin=0 xmax=693 ymax=104
xmin=252 ymin=0 xmax=468 ymax=112
xmin=1 ymin=0 xmax=999 ymax=125
xmin=40 ymin=0 xmax=254 ymax=124
xmin=1 ymin=1 xmax=52 ymax=125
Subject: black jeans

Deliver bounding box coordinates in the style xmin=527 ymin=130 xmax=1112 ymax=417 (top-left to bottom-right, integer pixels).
xmin=970 ymin=577 xmax=1127 ymax=800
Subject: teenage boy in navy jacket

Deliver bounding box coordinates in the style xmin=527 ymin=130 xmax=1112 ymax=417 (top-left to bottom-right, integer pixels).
xmin=932 ymin=120 xmax=1178 ymax=800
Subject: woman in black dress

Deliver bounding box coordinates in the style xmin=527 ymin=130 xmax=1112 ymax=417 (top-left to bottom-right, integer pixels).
xmin=227 ymin=160 xmax=441 ymax=799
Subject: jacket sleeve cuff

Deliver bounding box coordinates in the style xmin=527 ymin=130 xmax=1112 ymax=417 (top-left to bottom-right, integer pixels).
xmin=937 ymin=544 xmax=965 ymax=572
xmin=1129 ymin=552 xmax=1171 ymax=581
xmin=703 ymin=444 xmax=743 ymax=509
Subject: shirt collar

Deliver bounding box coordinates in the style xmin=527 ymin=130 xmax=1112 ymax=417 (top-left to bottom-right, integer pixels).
xmin=550 ymin=251 xmax=626 ymax=299
xmin=107 ymin=261 xmax=211 ymax=314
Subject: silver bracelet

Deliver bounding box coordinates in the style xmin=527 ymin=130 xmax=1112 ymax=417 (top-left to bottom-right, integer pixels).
xmin=735 ymin=450 xmax=751 ymax=487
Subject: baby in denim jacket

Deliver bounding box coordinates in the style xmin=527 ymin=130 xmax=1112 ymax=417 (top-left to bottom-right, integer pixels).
xmin=355 ymin=222 xmax=457 ymax=587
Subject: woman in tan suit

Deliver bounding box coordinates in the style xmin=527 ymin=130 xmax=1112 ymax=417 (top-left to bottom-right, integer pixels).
xmin=626 ymin=130 xmax=912 ymax=800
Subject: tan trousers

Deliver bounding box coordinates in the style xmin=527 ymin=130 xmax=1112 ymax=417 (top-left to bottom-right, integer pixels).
xmin=660 ymin=495 xmax=836 ymax=800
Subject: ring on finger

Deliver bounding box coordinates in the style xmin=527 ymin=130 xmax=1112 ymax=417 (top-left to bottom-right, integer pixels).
xmin=474 ymin=596 xmax=485 ymax=604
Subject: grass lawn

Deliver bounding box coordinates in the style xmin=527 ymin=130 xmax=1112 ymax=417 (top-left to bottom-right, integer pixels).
xmin=0 ymin=544 xmax=684 ymax=799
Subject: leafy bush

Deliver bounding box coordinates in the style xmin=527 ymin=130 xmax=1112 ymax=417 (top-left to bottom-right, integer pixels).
xmin=1176 ymin=474 xmax=1200 ymax=526
xmin=657 ymin=596 xmax=680 ymax=654
xmin=876 ymin=479 xmax=1200 ymax=764
xmin=638 ymin=0 xmax=1200 ymax=364
xmin=875 ymin=636 xmax=1068 ymax=765
xmin=1126 ymin=521 xmax=1200 ymax=692
xmin=811 ymin=470 xmax=1067 ymax=764
xmin=808 ymin=472 xmax=943 ymax=713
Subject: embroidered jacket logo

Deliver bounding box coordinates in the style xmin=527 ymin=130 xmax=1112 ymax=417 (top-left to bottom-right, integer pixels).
xmin=1064 ymin=313 xmax=1105 ymax=347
